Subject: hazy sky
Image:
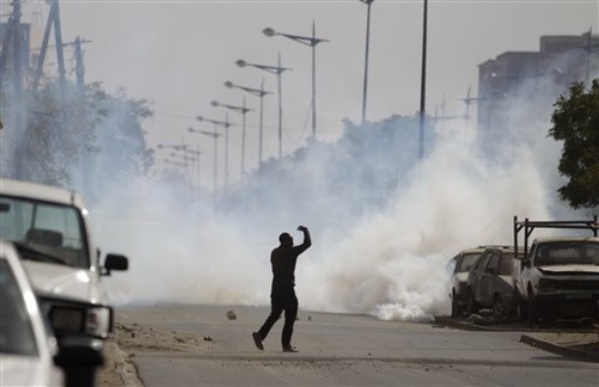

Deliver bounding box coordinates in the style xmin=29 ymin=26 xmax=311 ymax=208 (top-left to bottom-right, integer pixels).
xmin=9 ymin=0 xmax=596 ymax=314
xmin=15 ymin=0 xmax=599 ymax=187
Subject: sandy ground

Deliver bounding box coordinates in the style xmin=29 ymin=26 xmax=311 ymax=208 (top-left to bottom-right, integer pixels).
xmin=99 ymin=322 xmax=214 ymax=387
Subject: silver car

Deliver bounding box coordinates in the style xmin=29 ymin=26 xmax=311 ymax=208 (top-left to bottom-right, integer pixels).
xmin=0 ymin=240 xmax=64 ymax=386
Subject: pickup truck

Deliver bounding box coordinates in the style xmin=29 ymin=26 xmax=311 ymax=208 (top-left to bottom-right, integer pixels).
xmin=0 ymin=178 xmax=129 ymax=338
xmin=513 ymin=216 xmax=599 ymax=326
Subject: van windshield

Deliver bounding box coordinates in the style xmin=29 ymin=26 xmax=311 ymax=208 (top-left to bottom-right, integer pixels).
xmin=0 ymin=196 xmax=89 ymax=269
xmin=457 ymin=253 xmax=481 ymax=272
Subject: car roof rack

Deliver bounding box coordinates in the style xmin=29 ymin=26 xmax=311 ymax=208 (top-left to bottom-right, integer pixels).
xmin=513 ymin=215 xmax=598 ymax=259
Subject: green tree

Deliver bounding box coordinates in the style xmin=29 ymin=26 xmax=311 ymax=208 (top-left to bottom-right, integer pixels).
xmin=549 ymin=79 xmax=599 ymax=209
xmin=1 ymin=79 xmax=153 ymax=191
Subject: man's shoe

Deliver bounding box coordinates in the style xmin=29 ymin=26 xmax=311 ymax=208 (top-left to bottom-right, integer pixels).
xmin=252 ymin=332 xmax=264 ymax=350
xmin=282 ymin=346 xmax=298 ymax=353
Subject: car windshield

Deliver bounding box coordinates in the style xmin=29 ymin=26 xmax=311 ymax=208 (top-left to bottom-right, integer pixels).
xmin=0 ymin=259 xmax=38 ymax=356
xmin=0 ymin=196 xmax=89 ymax=268
xmin=535 ymin=241 xmax=599 ymax=266
xmin=457 ymin=253 xmax=481 ymax=272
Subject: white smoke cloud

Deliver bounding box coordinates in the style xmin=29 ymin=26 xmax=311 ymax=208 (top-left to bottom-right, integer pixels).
xmin=94 ymin=124 xmax=575 ymax=323
xmin=93 ymin=71 xmax=596 ymax=321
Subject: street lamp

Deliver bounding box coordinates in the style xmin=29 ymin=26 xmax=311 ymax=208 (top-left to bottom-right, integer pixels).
xmin=263 ymin=21 xmax=329 ymax=139
xmin=185 ymin=147 xmax=204 ymax=188
xmin=158 ymin=143 xmax=192 ymax=182
xmin=418 ymin=0 xmax=429 ymax=160
xmin=200 ymin=114 xmax=233 ymax=190
xmin=358 ymin=0 xmax=375 ymax=124
xmin=225 ymin=80 xmax=271 ymax=166
xmin=237 ymin=55 xmax=290 ymax=158
xmin=211 ymin=99 xmax=253 ymax=182
xmin=189 ymin=125 xmax=222 ymax=192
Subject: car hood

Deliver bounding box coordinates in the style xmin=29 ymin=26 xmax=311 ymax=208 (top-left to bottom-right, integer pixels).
xmin=21 ymin=260 xmax=103 ymax=303
xmin=0 ymin=355 xmax=63 ymax=387
xmin=538 ymin=264 xmax=599 ymax=275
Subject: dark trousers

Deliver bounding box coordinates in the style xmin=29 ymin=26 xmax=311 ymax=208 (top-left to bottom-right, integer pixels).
xmin=257 ymin=286 xmax=298 ymax=349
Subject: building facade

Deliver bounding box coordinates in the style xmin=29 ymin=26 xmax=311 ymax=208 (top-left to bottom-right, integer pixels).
xmin=477 ymin=31 xmax=598 ymax=151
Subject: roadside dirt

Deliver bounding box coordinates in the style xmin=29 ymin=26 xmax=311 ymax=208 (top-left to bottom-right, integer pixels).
xmin=99 ymin=322 xmax=213 ymax=386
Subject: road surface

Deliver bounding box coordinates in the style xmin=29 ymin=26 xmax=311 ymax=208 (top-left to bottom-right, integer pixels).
xmin=102 ymin=303 xmax=598 ymax=386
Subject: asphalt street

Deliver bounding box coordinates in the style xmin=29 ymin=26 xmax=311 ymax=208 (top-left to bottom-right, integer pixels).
xmin=102 ymin=304 xmax=599 ymax=387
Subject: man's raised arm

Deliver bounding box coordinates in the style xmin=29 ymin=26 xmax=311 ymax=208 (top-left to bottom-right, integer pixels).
xmin=296 ymin=225 xmax=312 ymax=252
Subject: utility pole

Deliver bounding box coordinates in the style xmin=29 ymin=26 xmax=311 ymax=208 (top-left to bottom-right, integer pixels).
xmin=73 ymin=37 xmax=86 ymax=95
xmin=0 ymin=0 xmax=26 ymax=178
xmin=0 ymin=0 xmax=25 ymax=99
xmin=418 ymin=0 xmax=428 ymax=160
xmin=34 ymin=0 xmax=67 ymax=97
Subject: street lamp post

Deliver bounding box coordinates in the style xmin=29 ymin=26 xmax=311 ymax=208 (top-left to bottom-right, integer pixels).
xmin=225 ymin=80 xmax=271 ymax=166
xmin=196 ymin=116 xmax=232 ymax=189
xmin=418 ymin=0 xmax=429 ymax=160
xmin=189 ymin=125 xmax=223 ymax=192
xmin=237 ymin=56 xmax=290 ymax=158
xmin=211 ymin=99 xmax=253 ymax=183
xmin=358 ymin=0 xmax=375 ymax=124
xmin=158 ymin=143 xmax=192 ymax=184
xmin=181 ymin=147 xmax=203 ymax=189
xmin=263 ymin=21 xmax=328 ymax=140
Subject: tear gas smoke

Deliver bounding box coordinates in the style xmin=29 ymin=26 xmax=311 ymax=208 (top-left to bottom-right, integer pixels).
xmin=93 ymin=75 xmax=592 ymax=322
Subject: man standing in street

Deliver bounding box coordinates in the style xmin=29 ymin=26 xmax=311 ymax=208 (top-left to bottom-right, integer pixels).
xmin=253 ymin=225 xmax=312 ymax=352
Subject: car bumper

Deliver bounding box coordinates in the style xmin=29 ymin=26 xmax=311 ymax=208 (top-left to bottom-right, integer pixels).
xmin=533 ymin=293 xmax=599 ymax=319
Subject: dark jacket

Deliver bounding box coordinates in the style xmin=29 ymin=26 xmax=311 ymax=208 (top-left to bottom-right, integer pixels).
xmin=270 ymin=230 xmax=311 ymax=288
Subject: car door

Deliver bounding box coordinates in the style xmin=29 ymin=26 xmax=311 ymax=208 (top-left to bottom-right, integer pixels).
xmin=470 ymin=252 xmax=491 ymax=303
xmin=480 ymin=251 xmax=500 ymax=306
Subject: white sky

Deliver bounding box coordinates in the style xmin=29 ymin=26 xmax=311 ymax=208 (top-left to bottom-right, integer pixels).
xmin=13 ymin=0 xmax=599 ymax=188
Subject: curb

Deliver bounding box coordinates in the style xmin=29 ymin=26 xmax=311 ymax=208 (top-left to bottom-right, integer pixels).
xmin=433 ymin=316 xmax=525 ymax=332
xmin=104 ymin=341 xmax=144 ymax=386
xmin=519 ymin=334 xmax=599 ymax=363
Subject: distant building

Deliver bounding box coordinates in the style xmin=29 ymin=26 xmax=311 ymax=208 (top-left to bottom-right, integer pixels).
xmin=477 ymin=31 xmax=599 ymax=150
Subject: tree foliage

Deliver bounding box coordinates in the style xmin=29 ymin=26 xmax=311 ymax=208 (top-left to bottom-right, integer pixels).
xmin=549 ymin=79 xmax=599 ymax=209
xmin=0 ymin=78 xmax=153 ymax=196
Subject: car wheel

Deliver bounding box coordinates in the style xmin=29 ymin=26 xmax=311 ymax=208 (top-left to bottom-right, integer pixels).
xmin=466 ymin=290 xmax=478 ymax=316
xmin=451 ymin=291 xmax=462 ymax=318
xmin=492 ymin=294 xmax=505 ymax=319
xmin=510 ymin=290 xmax=526 ymax=321
xmin=527 ymin=289 xmax=539 ymax=328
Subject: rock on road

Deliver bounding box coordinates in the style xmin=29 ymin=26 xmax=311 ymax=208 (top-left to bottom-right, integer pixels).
xmin=100 ymin=304 xmax=598 ymax=387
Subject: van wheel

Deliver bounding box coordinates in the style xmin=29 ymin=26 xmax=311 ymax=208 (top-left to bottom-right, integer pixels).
xmin=451 ymin=291 xmax=462 ymax=318
xmin=493 ymin=295 xmax=505 ymax=319
xmin=466 ymin=291 xmax=478 ymax=316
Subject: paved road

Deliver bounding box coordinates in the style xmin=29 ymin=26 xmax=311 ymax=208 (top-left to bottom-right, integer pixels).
xmin=113 ymin=304 xmax=598 ymax=386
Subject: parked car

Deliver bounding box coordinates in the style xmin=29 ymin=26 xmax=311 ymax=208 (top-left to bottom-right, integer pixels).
xmin=447 ymin=246 xmax=487 ymax=317
xmin=466 ymin=246 xmax=522 ymax=319
xmin=513 ymin=217 xmax=599 ymax=326
xmin=0 ymin=240 xmax=103 ymax=387
xmin=0 ymin=240 xmax=64 ymax=386
xmin=516 ymin=236 xmax=599 ymax=325
xmin=0 ymin=178 xmax=128 ymax=340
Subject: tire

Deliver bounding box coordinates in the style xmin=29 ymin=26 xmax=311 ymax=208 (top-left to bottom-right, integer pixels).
xmin=511 ymin=290 xmax=527 ymax=321
xmin=451 ymin=291 xmax=462 ymax=318
xmin=466 ymin=290 xmax=478 ymax=316
xmin=493 ymin=294 xmax=505 ymax=320
xmin=527 ymin=289 xmax=539 ymax=328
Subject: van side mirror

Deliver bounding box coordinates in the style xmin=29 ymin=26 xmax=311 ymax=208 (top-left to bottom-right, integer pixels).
xmin=102 ymin=254 xmax=128 ymax=276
